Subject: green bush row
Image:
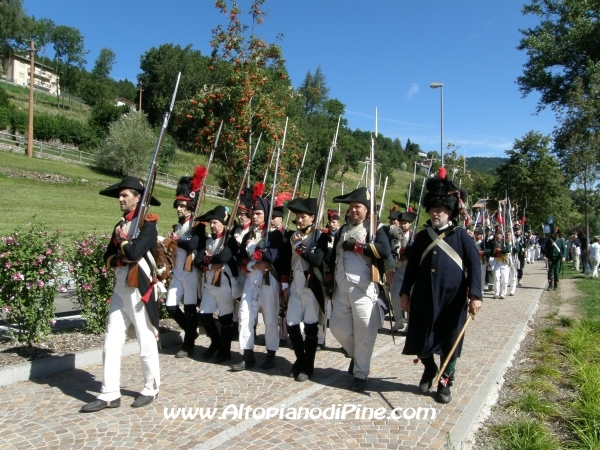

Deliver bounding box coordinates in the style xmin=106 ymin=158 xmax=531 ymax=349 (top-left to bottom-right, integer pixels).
xmin=0 ymin=106 xmax=99 ymax=150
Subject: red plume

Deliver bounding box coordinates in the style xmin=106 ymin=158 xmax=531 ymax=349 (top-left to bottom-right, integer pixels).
xmin=392 ymin=205 xmax=397 ymax=211
xmin=408 ymin=206 xmax=414 ymax=212
xmin=275 ymin=192 xmax=292 ymax=207
xmin=252 ymin=182 xmax=265 ymax=203
xmin=191 ymin=166 xmax=207 ymax=193
xmin=438 ymin=167 xmax=447 ymax=180
xmin=327 ymin=209 xmax=335 ymax=220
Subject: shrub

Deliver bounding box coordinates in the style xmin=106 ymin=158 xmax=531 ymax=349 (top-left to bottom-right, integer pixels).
xmin=0 ymin=223 xmax=64 ymax=344
xmin=88 ymin=101 xmax=130 ymax=139
xmin=69 ymin=232 xmax=114 ymax=334
xmin=95 ymin=111 xmax=156 ymax=177
xmin=0 ymin=106 xmax=10 ymax=131
xmin=9 ymin=108 xmax=28 ymax=134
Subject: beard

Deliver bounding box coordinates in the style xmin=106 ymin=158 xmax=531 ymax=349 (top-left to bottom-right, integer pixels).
xmin=431 ymin=217 xmax=448 ymax=228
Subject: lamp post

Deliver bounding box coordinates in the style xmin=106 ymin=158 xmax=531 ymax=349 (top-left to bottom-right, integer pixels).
xmin=430 ymin=82 xmax=444 ymax=167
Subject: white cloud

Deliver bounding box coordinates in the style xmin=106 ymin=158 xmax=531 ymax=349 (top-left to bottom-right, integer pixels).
xmin=407 ymin=83 xmax=420 ymax=99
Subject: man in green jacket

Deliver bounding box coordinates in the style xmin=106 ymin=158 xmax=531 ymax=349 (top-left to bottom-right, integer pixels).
xmin=544 ymin=229 xmax=567 ymax=290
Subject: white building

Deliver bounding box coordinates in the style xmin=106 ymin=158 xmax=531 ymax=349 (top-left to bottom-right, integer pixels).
xmin=2 ymin=54 xmax=60 ymax=95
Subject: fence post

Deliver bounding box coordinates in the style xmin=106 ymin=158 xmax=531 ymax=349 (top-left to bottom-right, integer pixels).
xmin=79 ymin=150 xmax=82 ymax=162
xmin=39 ymin=142 xmax=43 ymax=155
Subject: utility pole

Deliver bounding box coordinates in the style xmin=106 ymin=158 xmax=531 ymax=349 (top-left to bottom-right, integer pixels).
xmin=137 ymin=82 xmax=143 ymax=111
xmin=27 ymin=40 xmax=36 ymax=158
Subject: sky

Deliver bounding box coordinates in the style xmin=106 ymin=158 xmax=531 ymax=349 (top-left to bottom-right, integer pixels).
xmin=21 ymin=0 xmax=558 ymax=159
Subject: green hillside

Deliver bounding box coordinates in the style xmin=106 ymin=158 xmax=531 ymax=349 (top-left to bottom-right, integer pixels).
xmin=467 ymin=156 xmax=507 ymax=174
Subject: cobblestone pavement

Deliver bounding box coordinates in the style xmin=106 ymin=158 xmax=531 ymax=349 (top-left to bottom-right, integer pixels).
xmin=0 ymin=262 xmax=549 ymax=450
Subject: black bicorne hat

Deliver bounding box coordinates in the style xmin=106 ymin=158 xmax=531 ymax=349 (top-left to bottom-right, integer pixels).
xmin=397 ymin=211 xmax=417 ymax=223
xmin=332 ymin=187 xmax=371 ymax=209
xmin=197 ymin=205 xmax=229 ymax=224
xmin=422 ymin=167 xmax=467 ymax=220
xmin=99 ymin=176 xmax=161 ymax=206
xmin=287 ymin=197 xmax=318 ymax=216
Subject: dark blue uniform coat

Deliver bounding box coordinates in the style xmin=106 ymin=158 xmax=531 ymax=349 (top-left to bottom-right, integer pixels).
xmin=400 ymin=222 xmax=482 ymax=359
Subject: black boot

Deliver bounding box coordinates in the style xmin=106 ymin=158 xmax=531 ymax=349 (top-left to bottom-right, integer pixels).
xmin=418 ymin=355 xmax=438 ymax=393
xmin=554 ymin=280 xmax=558 ymax=290
xmin=231 ymin=349 xmax=255 ymax=371
xmin=199 ymin=313 xmax=221 ymax=359
xmin=436 ymin=372 xmax=455 ymax=404
xmin=298 ymin=322 xmax=319 ymax=382
xmin=165 ymin=305 xmax=186 ymax=330
xmin=174 ymin=305 xmax=197 ymax=358
xmin=214 ymin=314 xmax=234 ymax=363
xmin=547 ymin=279 xmax=553 ymax=291
xmin=287 ymin=324 xmax=304 ymax=379
xmin=261 ymin=350 xmax=276 ymax=370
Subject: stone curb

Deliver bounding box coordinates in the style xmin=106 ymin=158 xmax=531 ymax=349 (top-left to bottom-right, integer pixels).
xmin=0 ymin=330 xmax=183 ymax=387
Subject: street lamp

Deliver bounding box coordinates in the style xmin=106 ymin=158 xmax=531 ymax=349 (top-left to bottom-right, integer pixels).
xmin=430 ymin=82 xmax=444 ymax=167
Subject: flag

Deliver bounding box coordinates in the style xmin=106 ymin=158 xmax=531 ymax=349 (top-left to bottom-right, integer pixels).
xmin=520 ymin=215 xmax=526 ymax=227
xmin=496 ymin=203 xmax=504 ymax=225
xmin=546 ymin=215 xmax=554 ymax=225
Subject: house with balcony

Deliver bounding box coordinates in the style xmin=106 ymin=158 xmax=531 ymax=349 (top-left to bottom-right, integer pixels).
xmin=1 ymin=54 xmax=59 ymax=95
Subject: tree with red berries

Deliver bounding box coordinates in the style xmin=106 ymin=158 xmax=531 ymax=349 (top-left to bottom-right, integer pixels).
xmin=175 ymin=0 xmax=305 ymax=193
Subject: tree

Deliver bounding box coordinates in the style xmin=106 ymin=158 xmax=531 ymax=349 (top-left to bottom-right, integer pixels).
xmin=0 ymin=0 xmax=27 ymax=55
xmin=518 ymin=0 xmax=600 ymax=113
xmin=51 ymin=25 xmax=88 ymax=104
xmin=298 ymin=65 xmax=329 ymax=116
xmin=81 ymin=48 xmax=117 ymax=105
xmin=138 ymin=43 xmax=220 ymax=127
xmin=116 ymin=79 xmax=137 ymax=102
xmin=95 ymin=111 xmax=156 ymax=177
xmin=492 ymin=131 xmax=573 ymax=230
xmin=175 ymin=0 xmax=304 ymax=192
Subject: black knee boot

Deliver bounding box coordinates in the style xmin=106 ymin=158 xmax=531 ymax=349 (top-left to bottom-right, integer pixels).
xmin=215 ymin=313 xmax=233 ymax=363
xmin=298 ymin=322 xmax=319 ymax=382
xmin=418 ymin=355 xmax=438 ymax=393
xmin=199 ymin=313 xmax=221 ymax=359
xmin=287 ymin=324 xmax=304 ymax=379
xmin=166 ymin=305 xmax=186 ymax=330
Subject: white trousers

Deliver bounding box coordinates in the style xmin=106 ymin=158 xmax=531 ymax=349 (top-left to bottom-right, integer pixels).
xmin=165 ymin=269 xmax=198 ymax=307
xmin=330 ymin=277 xmax=379 ymax=380
xmin=590 ymin=256 xmax=600 ymax=278
xmin=494 ymin=262 xmax=510 ymax=297
xmin=286 ymin=275 xmax=320 ymax=326
xmin=98 ymin=267 xmax=160 ymax=402
xmin=200 ymin=270 xmax=234 ymax=316
xmin=573 ymin=253 xmax=581 ymax=271
xmin=238 ymin=269 xmax=280 ymax=352
xmin=526 ymin=246 xmax=535 ymax=263
xmin=508 ymin=261 xmax=518 ymax=295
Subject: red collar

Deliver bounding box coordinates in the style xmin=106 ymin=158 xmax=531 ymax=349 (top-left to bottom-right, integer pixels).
xmin=124 ymin=206 xmax=139 ymax=222
xmin=212 ymin=230 xmax=224 ymax=239
xmin=243 ymin=221 xmax=252 ymax=230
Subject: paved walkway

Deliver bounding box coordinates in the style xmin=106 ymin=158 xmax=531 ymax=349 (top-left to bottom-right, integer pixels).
xmin=0 ymin=261 xmax=549 ymax=450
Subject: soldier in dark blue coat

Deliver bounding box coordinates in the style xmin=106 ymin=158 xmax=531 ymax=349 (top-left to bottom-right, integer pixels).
xmin=400 ymin=168 xmax=482 ymax=404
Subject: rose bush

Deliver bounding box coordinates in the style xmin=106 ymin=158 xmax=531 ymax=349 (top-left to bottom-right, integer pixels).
xmin=0 ymin=223 xmax=64 ymax=344
xmin=69 ymin=232 xmax=114 ymax=334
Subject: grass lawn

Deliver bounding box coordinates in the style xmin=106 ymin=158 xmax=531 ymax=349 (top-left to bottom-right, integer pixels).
xmin=0 ymin=151 xmax=231 ymax=241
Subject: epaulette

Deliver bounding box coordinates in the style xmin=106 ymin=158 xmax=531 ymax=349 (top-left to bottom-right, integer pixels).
xmin=145 ymin=214 xmax=159 ymax=222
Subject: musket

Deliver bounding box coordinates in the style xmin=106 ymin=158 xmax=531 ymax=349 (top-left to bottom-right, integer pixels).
xmin=308 ymin=171 xmax=316 ymax=198
xmin=283 ymin=142 xmax=309 ymax=231
xmin=338 ymin=181 xmax=344 ymax=215
xmin=378 ymin=176 xmax=388 ymax=220
xmin=263 ymin=147 xmax=276 ymax=185
xmin=126 ymin=72 xmax=181 ymax=287
xmin=315 ymin=115 xmax=341 ymax=231
xmin=407 ymin=182 xmax=412 ymax=211
xmin=369 ymin=109 xmax=379 ymax=284
xmin=211 ymin=134 xmax=262 ymax=286
xmin=357 ymin=163 xmax=367 ymax=189
xmin=193 ymin=120 xmax=224 ymax=220
xmin=262 ymin=117 xmax=288 ymax=285
xmin=410 ymin=162 xmax=433 ymax=244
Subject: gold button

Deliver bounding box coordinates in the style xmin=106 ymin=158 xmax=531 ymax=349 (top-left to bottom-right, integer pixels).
xmin=431 ymin=268 xmax=436 ymax=273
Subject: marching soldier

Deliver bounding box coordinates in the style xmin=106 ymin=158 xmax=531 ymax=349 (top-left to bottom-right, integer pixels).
xmin=232 ymin=186 xmax=284 ymax=371
xmin=491 ymin=229 xmax=511 ymax=299
xmin=271 ymin=192 xmax=292 ymax=347
xmin=325 ymin=187 xmax=392 ymax=391
xmin=400 ymin=168 xmax=482 ymax=404
xmin=544 ymin=228 xmax=567 ymax=290
xmin=164 ymin=174 xmax=203 ymax=358
xmin=474 ymin=227 xmax=488 ymax=292
xmin=386 ymin=209 xmax=416 ymax=333
xmin=195 ymin=206 xmax=240 ymax=363
xmin=82 ymin=176 xmax=162 ymax=412
xmin=318 ymin=210 xmax=341 ymax=350
xmin=513 ymin=224 xmax=526 ymax=286
xmin=280 ymin=197 xmax=328 ymax=381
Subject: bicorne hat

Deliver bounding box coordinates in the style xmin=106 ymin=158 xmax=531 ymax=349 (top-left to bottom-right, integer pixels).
xmin=332 ymin=186 xmax=371 ymax=209
xmin=422 ymin=167 xmax=467 ymax=220
xmin=287 ymin=197 xmax=318 ymax=217
xmin=99 ymin=176 xmax=161 ymax=206
xmin=197 ymin=205 xmax=229 ymax=225
xmin=398 ymin=211 xmax=417 ymax=223
xmin=173 ymin=166 xmax=206 ymax=210
xmin=272 ymin=192 xmax=293 ymax=218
